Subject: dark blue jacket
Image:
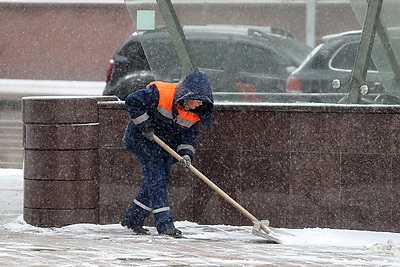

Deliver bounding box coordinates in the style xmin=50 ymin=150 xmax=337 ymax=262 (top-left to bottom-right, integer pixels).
xmin=123 ymin=71 xmax=213 ymax=163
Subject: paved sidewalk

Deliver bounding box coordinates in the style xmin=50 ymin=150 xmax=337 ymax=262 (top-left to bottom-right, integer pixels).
xmin=2 ymin=169 xmax=400 ymax=266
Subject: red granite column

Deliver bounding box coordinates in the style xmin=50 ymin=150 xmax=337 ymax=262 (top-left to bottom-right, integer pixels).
xmin=22 ymin=96 xmax=118 ymax=227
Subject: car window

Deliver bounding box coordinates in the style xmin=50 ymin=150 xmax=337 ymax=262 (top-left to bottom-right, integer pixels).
xmin=189 ymin=39 xmax=229 ymax=70
xmin=140 ymin=36 xmax=181 ymax=79
xmin=235 ymin=43 xmax=291 ymax=74
xmin=268 ymin=37 xmax=311 ymax=64
xmin=124 ymin=40 xmax=150 ymax=71
xmin=330 ymin=41 xmax=377 ymax=71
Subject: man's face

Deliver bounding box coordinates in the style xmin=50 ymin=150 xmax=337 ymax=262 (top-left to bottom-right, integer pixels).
xmin=185 ymin=100 xmax=203 ymax=109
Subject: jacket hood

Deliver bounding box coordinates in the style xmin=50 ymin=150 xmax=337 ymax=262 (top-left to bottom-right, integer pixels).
xmin=173 ymin=71 xmax=214 ymax=126
xmin=174 ymin=71 xmax=213 ymax=104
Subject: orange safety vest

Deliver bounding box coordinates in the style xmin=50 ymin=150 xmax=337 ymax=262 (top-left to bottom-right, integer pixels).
xmin=149 ymin=81 xmax=200 ymax=128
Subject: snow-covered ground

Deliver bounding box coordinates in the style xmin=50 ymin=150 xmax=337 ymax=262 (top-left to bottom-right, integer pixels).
xmin=2 ymin=168 xmax=400 ymax=266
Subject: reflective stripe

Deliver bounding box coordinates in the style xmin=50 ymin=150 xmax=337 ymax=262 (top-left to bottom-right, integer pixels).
xmin=134 ymin=199 xmax=152 ymax=212
xmin=152 ymin=207 xmax=170 ymax=214
xmin=157 ymin=106 xmax=173 ymax=119
xmin=175 ymin=117 xmax=196 ymax=128
xmin=157 ymin=106 xmax=196 ymax=128
xmin=177 ymin=144 xmax=195 ymax=154
xmin=132 ymin=112 xmax=149 ymax=125
xmin=133 ymin=199 xmax=170 ymax=214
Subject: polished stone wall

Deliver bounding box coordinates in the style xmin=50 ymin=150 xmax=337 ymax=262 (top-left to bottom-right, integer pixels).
xmin=23 ymin=97 xmax=400 ymax=232
xmin=23 ymin=96 xmax=118 ymax=226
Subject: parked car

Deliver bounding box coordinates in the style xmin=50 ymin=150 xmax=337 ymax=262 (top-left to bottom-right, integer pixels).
xmin=103 ymin=25 xmax=311 ymax=101
xmin=285 ymin=30 xmax=385 ymax=97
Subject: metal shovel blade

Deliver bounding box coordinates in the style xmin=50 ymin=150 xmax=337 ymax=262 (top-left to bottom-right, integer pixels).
xmin=252 ymin=220 xmax=281 ymax=243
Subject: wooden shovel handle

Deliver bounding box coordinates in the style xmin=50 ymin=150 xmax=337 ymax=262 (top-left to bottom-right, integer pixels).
xmin=153 ymin=134 xmax=263 ymax=226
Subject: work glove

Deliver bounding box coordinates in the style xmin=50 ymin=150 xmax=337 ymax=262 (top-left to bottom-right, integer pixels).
xmin=141 ymin=127 xmax=155 ymax=141
xmin=179 ymin=155 xmax=192 ymax=168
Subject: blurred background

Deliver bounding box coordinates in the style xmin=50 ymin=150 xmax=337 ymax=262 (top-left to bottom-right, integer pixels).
xmin=0 ymin=0 xmax=358 ymax=82
xmin=0 ymin=0 xmax=366 ymax=168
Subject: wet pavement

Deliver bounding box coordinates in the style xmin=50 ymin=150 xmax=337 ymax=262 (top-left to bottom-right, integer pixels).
xmin=2 ymin=169 xmax=400 ymax=266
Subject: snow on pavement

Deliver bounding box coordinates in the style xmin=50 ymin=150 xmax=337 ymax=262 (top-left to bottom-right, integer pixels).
xmin=1 ymin=168 xmax=400 ymax=266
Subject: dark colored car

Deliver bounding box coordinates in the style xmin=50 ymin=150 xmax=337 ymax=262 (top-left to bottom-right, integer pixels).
xmin=103 ymin=25 xmax=311 ymax=101
xmin=285 ymin=30 xmax=384 ymax=96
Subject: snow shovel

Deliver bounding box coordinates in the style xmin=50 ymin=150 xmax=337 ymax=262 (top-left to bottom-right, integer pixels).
xmin=153 ymin=134 xmax=290 ymax=243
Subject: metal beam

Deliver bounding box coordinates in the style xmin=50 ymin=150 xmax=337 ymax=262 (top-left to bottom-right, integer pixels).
xmin=347 ymin=0 xmax=383 ymax=103
xmin=156 ymin=0 xmax=195 ymax=77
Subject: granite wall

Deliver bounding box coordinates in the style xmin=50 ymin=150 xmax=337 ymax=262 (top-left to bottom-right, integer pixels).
xmin=23 ymin=97 xmax=400 ymax=232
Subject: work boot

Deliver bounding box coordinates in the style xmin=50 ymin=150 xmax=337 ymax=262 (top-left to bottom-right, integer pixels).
xmin=160 ymin=227 xmax=182 ymax=238
xmin=130 ymin=226 xmax=150 ymax=235
xmin=121 ymin=220 xmax=150 ymax=235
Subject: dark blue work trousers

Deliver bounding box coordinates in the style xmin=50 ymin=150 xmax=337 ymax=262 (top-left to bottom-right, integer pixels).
xmin=122 ymin=157 xmax=174 ymax=233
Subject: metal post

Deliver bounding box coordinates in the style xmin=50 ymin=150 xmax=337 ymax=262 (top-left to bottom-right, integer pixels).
xmin=306 ymin=0 xmax=316 ymax=48
xmin=375 ymin=18 xmax=400 ymax=86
